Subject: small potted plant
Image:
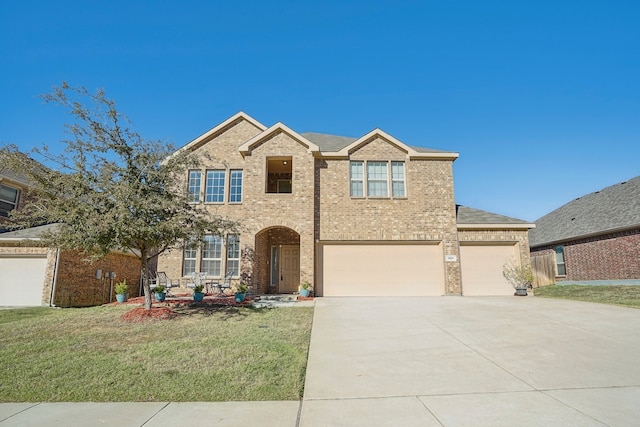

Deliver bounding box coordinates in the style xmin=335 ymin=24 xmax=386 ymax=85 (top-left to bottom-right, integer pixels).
xmin=502 ymin=259 xmax=534 ymax=296
xmin=299 ymin=281 xmax=312 ymax=297
xmin=235 ymin=283 xmax=248 ymax=303
xmin=193 ymin=284 xmax=205 ymax=302
xmin=115 ymin=279 xmax=128 ymax=303
xmin=151 ymin=284 xmax=166 ymax=302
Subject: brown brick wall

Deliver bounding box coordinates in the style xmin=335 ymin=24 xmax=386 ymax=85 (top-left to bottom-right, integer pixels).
xmin=53 ymin=250 xmax=142 ymax=307
xmin=531 ymin=228 xmax=640 ymax=281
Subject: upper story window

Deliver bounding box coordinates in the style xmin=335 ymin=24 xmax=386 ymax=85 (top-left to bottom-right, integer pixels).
xmin=205 ymin=170 xmax=225 ymax=203
xmin=554 ymin=246 xmax=566 ymax=276
xmin=350 ymin=161 xmax=406 ymax=199
xmin=0 ymin=184 xmax=19 ymax=217
xmin=229 ymin=170 xmax=243 ymax=203
xmin=188 ymin=170 xmax=202 ymax=203
xmin=266 ymin=157 xmax=292 ymax=194
xmin=187 ymin=169 xmax=242 ymax=204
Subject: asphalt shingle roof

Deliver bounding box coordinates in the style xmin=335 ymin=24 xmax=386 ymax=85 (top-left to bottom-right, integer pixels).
xmin=300 ymin=132 xmax=451 ymax=154
xmin=0 ymin=223 xmax=61 ymax=239
xmin=456 ymin=205 xmax=532 ymax=225
xmin=529 ymin=176 xmax=640 ymax=247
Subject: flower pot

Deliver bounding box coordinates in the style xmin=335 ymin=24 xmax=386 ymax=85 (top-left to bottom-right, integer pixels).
xmin=154 ymin=292 xmax=166 ymax=302
xmin=234 ymin=292 xmax=246 ymax=303
xmin=116 ymin=293 xmax=127 ymax=303
xmin=299 ymin=288 xmax=310 ymax=297
xmin=193 ymin=292 xmax=205 ymax=302
xmin=515 ymin=287 xmax=528 ymax=296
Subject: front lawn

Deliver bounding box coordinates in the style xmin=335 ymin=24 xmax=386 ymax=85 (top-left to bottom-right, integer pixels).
xmin=534 ymin=285 xmax=640 ymax=309
xmin=0 ymin=304 xmax=314 ymax=402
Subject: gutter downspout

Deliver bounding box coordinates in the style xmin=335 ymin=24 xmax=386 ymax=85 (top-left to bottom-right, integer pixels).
xmin=49 ymin=248 xmax=61 ymax=307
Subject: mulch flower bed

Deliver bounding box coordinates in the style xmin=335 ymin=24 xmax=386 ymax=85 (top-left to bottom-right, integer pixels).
xmin=115 ymin=294 xmax=254 ymax=322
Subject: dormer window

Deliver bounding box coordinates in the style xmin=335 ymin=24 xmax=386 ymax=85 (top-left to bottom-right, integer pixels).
xmin=266 ymin=157 xmax=292 ymax=193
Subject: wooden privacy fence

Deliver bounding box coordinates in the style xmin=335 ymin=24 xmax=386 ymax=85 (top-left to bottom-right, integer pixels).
xmin=531 ymin=253 xmax=556 ymax=287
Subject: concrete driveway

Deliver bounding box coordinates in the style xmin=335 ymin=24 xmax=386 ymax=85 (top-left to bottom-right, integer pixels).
xmin=300 ymin=297 xmax=640 ymax=426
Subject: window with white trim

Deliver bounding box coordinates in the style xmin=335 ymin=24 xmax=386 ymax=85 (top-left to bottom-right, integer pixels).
xmin=201 ymin=235 xmax=222 ymax=276
xmin=0 ymin=184 xmax=19 ymax=217
xmin=183 ymin=243 xmax=197 ymax=276
xmin=349 ymin=161 xmax=406 ymax=199
xmin=188 ymin=170 xmax=202 ymax=203
xmin=367 ymin=161 xmax=388 ymax=197
xmin=226 ymin=234 xmax=240 ymax=277
xmin=182 ymin=234 xmax=240 ymax=278
xmin=229 ymin=170 xmax=243 ymax=203
xmin=554 ymin=246 xmax=566 ymax=276
xmin=350 ymin=161 xmax=364 ymax=197
xmin=205 ymin=170 xmax=225 ymax=203
xmin=391 ymin=161 xmax=406 ymax=197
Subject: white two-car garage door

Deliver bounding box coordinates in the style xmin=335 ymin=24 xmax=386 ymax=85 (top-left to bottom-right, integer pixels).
xmin=320 ymin=243 xmax=445 ymax=296
xmin=0 ymin=256 xmax=48 ymax=306
xmin=459 ymin=243 xmax=517 ymax=296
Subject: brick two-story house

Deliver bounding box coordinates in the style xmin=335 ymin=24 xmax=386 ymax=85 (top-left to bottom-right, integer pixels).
xmin=157 ymin=112 xmax=534 ymax=296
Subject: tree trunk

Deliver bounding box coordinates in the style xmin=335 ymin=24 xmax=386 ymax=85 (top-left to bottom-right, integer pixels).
xmin=141 ymin=250 xmax=153 ymax=310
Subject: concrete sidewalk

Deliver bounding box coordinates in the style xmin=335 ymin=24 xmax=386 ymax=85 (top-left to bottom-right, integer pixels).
xmin=2 ymin=297 xmax=640 ymax=426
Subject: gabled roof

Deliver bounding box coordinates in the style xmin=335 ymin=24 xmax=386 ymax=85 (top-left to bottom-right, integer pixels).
xmin=238 ymin=123 xmax=320 ymax=156
xmin=529 ymin=176 xmax=640 ymax=248
xmin=456 ymin=205 xmax=534 ymax=230
xmin=170 ymin=112 xmax=267 ymax=157
xmin=309 ymin=128 xmax=459 ymax=160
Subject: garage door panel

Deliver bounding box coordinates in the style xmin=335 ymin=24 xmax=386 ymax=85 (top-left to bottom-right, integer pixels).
xmin=322 ymin=244 xmax=444 ymax=296
xmin=460 ymin=245 xmax=516 ymax=296
xmin=0 ymin=257 xmax=48 ymax=306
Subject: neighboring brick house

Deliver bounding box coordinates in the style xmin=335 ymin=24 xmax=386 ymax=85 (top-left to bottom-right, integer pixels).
xmin=0 ymin=224 xmax=142 ymax=307
xmin=0 ymin=152 xmax=38 ymax=232
xmin=529 ymin=176 xmax=640 ymax=284
xmin=157 ymin=112 xmax=534 ymax=296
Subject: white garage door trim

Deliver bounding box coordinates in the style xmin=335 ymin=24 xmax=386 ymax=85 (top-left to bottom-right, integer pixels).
xmin=460 ymin=243 xmax=518 ymax=296
xmin=0 ymin=255 xmax=48 ymax=306
xmin=319 ymin=242 xmax=445 ymax=296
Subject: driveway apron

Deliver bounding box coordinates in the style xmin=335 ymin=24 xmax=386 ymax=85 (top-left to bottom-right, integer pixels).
xmin=300 ymin=297 xmax=640 ymax=426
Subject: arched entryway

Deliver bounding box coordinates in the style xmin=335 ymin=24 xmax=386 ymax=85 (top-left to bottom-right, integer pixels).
xmin=254 ymin=227 xmax=301 ymax=294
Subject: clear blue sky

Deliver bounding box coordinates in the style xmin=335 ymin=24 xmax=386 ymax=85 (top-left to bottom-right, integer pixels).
xmin=1 ymin=0 xmax=639 ymax=222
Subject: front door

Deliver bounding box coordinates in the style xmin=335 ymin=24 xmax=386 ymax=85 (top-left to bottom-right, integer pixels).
xmin=279 ymin=245 xmax=300 ymax=293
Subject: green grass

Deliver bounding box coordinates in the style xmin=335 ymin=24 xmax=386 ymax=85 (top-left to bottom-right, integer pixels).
xmin=534 ymin=285 xmax=640 ymax=309
xmin=0 ymin=304 xmax=314 ymax=402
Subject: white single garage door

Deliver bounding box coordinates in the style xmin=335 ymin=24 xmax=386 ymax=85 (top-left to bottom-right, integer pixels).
xmin=460 ymin=244 xmax=517 ymax=296
xmin=0 ymin=256 xmax=48 ymax=306
xmin=320 ymin=243 xmax=444 ymax=296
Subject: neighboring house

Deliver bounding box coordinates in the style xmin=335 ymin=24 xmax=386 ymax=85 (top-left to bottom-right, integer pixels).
xmin=157 ymin=112 xmax=534 ymax=296
xmin=529 ymin=176 xmax=640 ymax=284
xmin=0 ymin=224 xmax=142 ymax=307
xmin=0 ymin=152 xmax=37 ymax=232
